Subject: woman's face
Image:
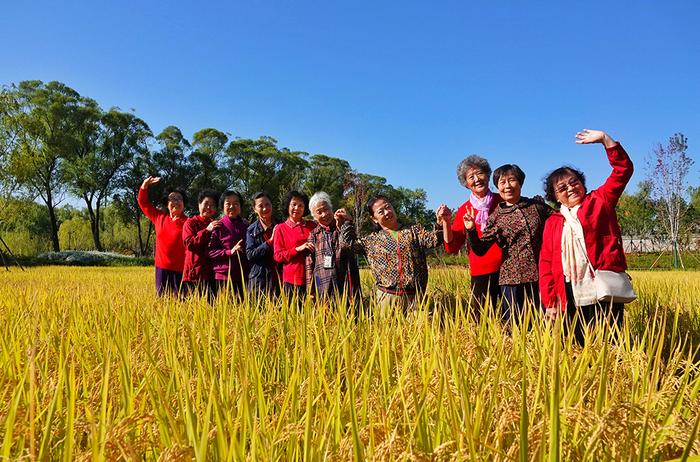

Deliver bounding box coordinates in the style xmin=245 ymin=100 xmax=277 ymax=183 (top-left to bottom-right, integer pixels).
xmin=554 ymin=173 xmax=586 ymax=208
xmin=167 ymin=192 xmax=185 ymax=217
xmin=497 ymin=173 xmax=522 ymax=204
xmin=465 ymin=166 xmax=489 ymax=197
xmin=371 ymin=198 xmax=399 ymax=230
xmin=222 ymin=194 xmax=241 ymax=219
xmin=288 ymin=197 xmax=305 ymax=222
xmin=254 ymin=197 xmax=273 ymax=221
xmin=198 ymin=197 xmax=217 ymax=219
xmin=311 ymin=201 xmax=334 ymax=226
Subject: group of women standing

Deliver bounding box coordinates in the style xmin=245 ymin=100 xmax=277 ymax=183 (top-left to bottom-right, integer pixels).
xmin=139 ymin=127 xmax=634 ymax=342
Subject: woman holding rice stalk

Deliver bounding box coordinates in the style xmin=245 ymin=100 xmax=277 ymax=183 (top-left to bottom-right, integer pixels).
xmin=539 ymin=129 xmax=634 ymax=345
xmin=208 ymin=190 xmax=249 ymax=299
xmin=138 ymin=176 xmax=187 ymax=296
xmin=182 ymin=190 xmax=221 ymax=299
xmin=439 ymin=155 xmax=503 ymax=318
xmin=246 ymin=192 xmax=282 ymax=296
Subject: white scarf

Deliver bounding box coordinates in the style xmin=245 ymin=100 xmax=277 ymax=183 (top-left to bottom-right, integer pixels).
xmin=469 ymin=191 xmax=494 ymax=228
xmin=560 ymin=205 xmax=597 ymax=306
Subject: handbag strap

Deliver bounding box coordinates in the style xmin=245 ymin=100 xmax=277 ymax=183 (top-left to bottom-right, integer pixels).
xmin=560 ymin=207 xmax=596 ymax=276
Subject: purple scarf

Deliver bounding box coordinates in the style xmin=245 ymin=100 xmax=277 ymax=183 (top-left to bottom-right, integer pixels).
xmin=468 ymin=191 xmax=494 ymax=228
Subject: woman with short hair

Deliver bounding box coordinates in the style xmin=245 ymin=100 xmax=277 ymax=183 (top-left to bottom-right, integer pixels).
xmin=273 ymin=190 xmax=317 ymax=300
xmin=246 ymin=192 xmax=281 ymax=296
xmin=463 ymin=164 xmax=552 ymax=321
xmin=305 ymin=191 xmax=361 ymax=304
xmin=208 ymin=190 xmax=249 ymax=298
xmin=539 ymin=129 xmax=634 ymax=344
xmin=440 ymin=155 xmax=503 ymax=316
xmin=138 ymin=176 xmax=187 ymax=296
xmin=182 ymin=190 xmax=221 ymax=298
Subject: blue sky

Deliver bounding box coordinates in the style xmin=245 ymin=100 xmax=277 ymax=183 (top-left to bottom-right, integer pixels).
xmin=3 ymin=0 xmax=699 ymax=210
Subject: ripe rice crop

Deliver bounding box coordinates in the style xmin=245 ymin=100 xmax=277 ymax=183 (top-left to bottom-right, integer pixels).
xmin=1 ymin=267 xmax=699 ymax=460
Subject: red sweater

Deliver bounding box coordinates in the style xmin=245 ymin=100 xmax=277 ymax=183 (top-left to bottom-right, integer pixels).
xmin=539 ymin=143 xmax=633 ymax=311
xmin=445 ymin=195 xmax=503 ymax=276
xmin=182 ymin=215 xmax=214 ymax=282
xmin=138 ymin=188 xmax=186 ymax=272
xmin=273 ymin=219 xmax=317 ymax=286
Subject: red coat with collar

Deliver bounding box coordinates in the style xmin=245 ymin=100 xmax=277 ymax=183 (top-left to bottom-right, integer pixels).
xmin=539 ymin=143 xmax=633 ymax=311
xmin=182 ymin=215 xmax=214 ymax=282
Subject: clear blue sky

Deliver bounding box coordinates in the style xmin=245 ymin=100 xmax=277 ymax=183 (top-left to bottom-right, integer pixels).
xmin=3 ymin=0 xmax=699 ymax=209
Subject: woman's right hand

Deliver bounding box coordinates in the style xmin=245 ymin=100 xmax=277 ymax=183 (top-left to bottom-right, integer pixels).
xmin=295 ymin=242 xmax=315 ymax=253
xmin=206 ymin=220 xmax=222 ymax=232
xmin=140 ymin=176 xmax=161 ymax=190
xmin=462 ymin=210 xmax=476 ymax=231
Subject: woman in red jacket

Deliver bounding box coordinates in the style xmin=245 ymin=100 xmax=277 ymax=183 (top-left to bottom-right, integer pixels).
xmin=439 ymin=155 xmax=503 ymax=317
xmin=539 ymin=129 xmax=634 ymax=345
xmin=138 ymin=176 xmax=187 ymax=296
xmin=182 ymin=190 xmax=221 ymax=299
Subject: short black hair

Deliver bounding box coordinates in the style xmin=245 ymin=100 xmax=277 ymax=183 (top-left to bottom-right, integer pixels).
xmin=198 ymin=189 xmax=219 ymax=205
xmin=543 ymin=167 xmax=587 ymax=203
xmin=492 ymin=164 xmax=526 ymax=187
xmin=281 ymin=190 xmax=309 ymax=217
xmin=161 ymin=189 xmax=187 ymax=207
xmin=252 ymin=191 xmax=272 ymax=204
xmin=366 ymin=194 xmax=391 ymax=217
xmin=219 ymin=190 xmax=243 ymax=209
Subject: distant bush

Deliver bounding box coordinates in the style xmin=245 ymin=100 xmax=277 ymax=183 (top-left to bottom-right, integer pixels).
xmin=36 ymin=251 xmax=152 ymax=266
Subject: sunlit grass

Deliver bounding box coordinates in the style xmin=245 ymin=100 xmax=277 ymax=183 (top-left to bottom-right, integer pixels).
xmin=0 ymin=267 xmax=699 ymax=460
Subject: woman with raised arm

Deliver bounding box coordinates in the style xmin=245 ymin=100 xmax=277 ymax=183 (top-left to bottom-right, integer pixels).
xmin=463 ymin=165 xmax=552 ymax=322
xmin=138 ymin=176 xmax=188 ymax=296
xmin=208 ymin=190 xmax=249 ymax=298
xmin=182 ymin=190 xmax=221 ymax=299
xmin=539 ymin=129 xmax=634 ymax=345
xmin=341 ymin=195 xmax=442 ymax=314
xmin=246 ymin=192 xmax=281 ymax=296
xmin=273 ymin=191 xmax=317 ymax=301
xmin=439 ymin=155 xmax=503 ymax=317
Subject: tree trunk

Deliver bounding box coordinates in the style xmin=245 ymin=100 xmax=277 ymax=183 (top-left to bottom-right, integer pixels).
xmin=45 ymin=189 xmax=60 ymax=252
xmin=85 ymin=196 xmax=104 ymax=252
xmin=136 ymin=215 xmax=145 ymax=256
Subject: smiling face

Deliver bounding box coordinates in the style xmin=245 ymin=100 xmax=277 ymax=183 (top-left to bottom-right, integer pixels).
xmin=222 ymin=194 xmax=241 ymax=219
xmin=497 ymin=173 xmax=522 ymax=205
xmin=464 ymin=166 xmax=489 ymax=198
xmin=553 ymin=173 xmax=586 ymax=208
xmin=254 ymin=196 xmax=273 ymax=222
xmin=371 ymin=198 xmax=399 ymax=231
xmin=167 ymin=192 xmax=185 ymax=218
xmin=311 ymin=201 xmax=334 ymax=227
xmin=198 ymin=197 xmax=217 ymax=219
xmin=288 ymin=197 xmax=306 ymax=222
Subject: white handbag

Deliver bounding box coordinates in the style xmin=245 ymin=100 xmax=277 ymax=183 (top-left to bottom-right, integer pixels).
xmin=591 ymin=269 xmax=637 ymax=304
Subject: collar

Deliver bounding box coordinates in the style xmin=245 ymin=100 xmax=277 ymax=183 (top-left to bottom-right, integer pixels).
xmin=285 ymin=218 xmax=304 ymax=228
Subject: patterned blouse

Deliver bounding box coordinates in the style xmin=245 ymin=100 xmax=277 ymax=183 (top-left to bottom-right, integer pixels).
xmin=305 ymin=222 xmax=361 ymax=300
xmin=341 ymin=222 xmax=442 ymax=295
xmin=467 ymin=197 xmax=552 ymax=285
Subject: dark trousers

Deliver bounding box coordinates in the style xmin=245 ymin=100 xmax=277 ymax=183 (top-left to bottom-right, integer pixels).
xmin=500 ymin=282 xmax=540 ymax=323
xmin=182 ymin=279 xmax=217 ymax=303
xmin=283 ymin=282 xmax=306 ymax=309
xmin=155 ymin=267 xmax=182 ymax=297
xmin=215 ymin=278 xmax=246 ymax=300
xmin=565 ymin=282 xmax=624 ymax=346
xmin=470 ymin=271 xmax=501 ymax=319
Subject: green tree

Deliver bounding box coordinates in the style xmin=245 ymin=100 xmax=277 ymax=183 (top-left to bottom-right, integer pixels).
xmin=189 ymin=128 xmax=229 ymax=199
xmin=303 ymin=154 xmax=351 ymax=208
xmin=617 ymin=180 xmax=657 ymax=238
xmin=0 ymin=80 xmax=100 ymax=251
xmin=152 ymin=126 xmax=195 ymax=210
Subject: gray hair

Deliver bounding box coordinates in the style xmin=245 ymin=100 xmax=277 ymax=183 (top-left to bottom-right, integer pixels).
xmin=309 ymin=191 xmax=333 ymax=211
xmin=456 ymin=155 xmax=492 ymax=188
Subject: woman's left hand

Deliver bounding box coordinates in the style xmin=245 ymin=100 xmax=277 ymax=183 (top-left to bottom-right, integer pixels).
xmin=576 ymin=129 xmax=617 ymax=148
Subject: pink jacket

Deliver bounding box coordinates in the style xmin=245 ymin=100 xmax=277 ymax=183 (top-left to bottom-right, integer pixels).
xmin=539 ymin=143 xmax=633 ymax=310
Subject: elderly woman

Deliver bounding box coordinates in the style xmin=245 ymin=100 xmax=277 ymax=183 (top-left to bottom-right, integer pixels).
xmin=539 ymin=129 xmax=634 ymax=344
xmin=305 ymin=192 xmax=361 ymax=304
xmin=340 ymin=195 xmax=442 ymax=313
xmin=138 ymin=176 xmax=187 ymax=296
xmin=246 ymin=192 xmax=281 ymax=296
xmin=273 ymin=190 xmax=317 ymax=300
xmin=440 ymin=155 xmax=503 ymax=315
xmin=463 ymin=164 xmax=552 ymax=322
xmin=208 ymin=190 xmax=249 ymax=298
xmin=182 ymin=190 xmax=220 ymax=298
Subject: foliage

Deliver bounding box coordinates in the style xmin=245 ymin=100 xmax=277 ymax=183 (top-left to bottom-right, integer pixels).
xmin=0 ymin=267 xmax=699 ymax=459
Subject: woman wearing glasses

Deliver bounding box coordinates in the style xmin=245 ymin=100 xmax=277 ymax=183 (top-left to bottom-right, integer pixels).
xmin=539 ymin=129 xmax=634 ymax=344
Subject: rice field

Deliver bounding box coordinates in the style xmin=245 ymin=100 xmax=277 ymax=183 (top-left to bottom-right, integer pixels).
xmin=1 ymin=267 xmax=699 ymax=461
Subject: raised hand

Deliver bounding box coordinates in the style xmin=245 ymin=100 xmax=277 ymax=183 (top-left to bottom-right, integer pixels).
xmin=435 ymin=204 xmax=452 ymax=225
xmin=575 ymin=129 xmax=616 ymax=148
xmin=206 ymin=219 xmax=222 ymax=232
xmin=140 ymin=176 xmax=161 ymax=190
xmin=334 ymin=208 xmax=350 ymax=227
xmin=462 ymin=209 xmax=476 ymax=231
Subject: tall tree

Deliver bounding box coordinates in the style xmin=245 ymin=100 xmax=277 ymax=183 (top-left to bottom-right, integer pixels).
xmin=189 ymin=128 xmax=229 ymax=199
xmin=153 ymin=126 xmax=194 ymax=209
xmin=648 ymin=133 xmax=694 ymax=267
xmin=0 ymin=80 xmax=99 ymax=251
xmin=64 ymin=109 xmax=151 ymax=250
xmin=303 ymin=154 xmax=351 ymax=208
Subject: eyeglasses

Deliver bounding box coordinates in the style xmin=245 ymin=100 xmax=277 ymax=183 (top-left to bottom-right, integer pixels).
xmin=554 ymin=178 xmax=581 ymax=195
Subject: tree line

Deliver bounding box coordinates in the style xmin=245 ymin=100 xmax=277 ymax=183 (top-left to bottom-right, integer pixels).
xmin=0 ymin=80 xmax=434 ymax=256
